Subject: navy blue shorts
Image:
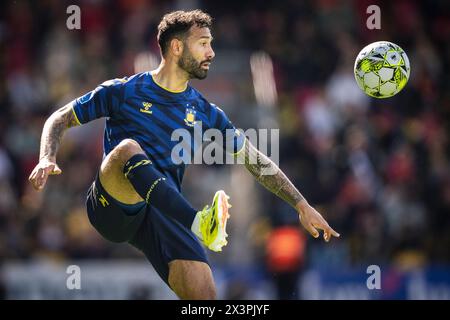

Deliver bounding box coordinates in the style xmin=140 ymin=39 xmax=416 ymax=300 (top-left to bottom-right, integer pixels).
xmin=85 ymin=174 xmax=209 ymax=285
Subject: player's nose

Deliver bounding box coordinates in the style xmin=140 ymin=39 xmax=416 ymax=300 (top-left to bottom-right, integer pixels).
xmin=207 ymin=47 xmax=215 ymax=60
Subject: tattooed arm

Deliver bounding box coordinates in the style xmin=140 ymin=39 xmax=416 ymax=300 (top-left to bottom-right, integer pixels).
xmin=236 ymin=139 xmax=340 ymax=242
xmin=29 ymin=103 xmax=80 ymax=190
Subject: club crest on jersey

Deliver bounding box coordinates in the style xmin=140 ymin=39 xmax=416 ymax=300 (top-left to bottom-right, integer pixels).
xmin=184 ymin=108 xmax=197 ymax=127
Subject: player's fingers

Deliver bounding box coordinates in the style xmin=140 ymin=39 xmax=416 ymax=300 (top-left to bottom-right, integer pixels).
xmin=35 ymin=167 xmax=45 ymax=184
xmin=329 ymin=226 xmax=340 ymax=238
xmin=324 ymin=229 xmax=330 ymax=242
xmin=28 ymin=167 xmax=38 ymax=182
xmin=306 ymin=223 xmax=320 ymax=238
xmin=310 ymin=221 xmax=331 ymax=242
xmin=29 ymin=170 xmax=38 ymax=188
xmin=34 ymin=170 xmax=43 ymax=189
xmin=324 ymin=225 xmax=340 ymax=241
xmin=41 ymin=167 xmax=54 ymax=186
xmin=36 ymin=167 xmax=50 ymax=190
xmin=30 ymin=168 xmax=43 ymax=190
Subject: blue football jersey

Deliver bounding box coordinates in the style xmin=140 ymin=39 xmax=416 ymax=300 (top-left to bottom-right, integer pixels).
xmin=72 ymin=72 xmax=245 ymax=190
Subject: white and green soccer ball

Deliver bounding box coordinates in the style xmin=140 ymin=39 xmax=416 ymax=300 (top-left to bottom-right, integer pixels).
xmin=354 ymin=41 xmax=410 ymax=98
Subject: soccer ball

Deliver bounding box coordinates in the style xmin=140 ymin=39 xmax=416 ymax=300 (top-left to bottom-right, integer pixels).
xmin=354 ymin=41 xmax=410 ymax=98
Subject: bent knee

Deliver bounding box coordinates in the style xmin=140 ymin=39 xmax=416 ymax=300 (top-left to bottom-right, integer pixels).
xmin=117 ymin=138 xmax=142 ymax=153
xmin=100 ymin=138 xmax=144 ymax=175
xmin=114 ymin=139 xmax=144 ymax=161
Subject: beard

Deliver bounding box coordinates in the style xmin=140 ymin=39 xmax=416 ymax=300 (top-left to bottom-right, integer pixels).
xmin=178 ymin=47 xmax=210 ymax=80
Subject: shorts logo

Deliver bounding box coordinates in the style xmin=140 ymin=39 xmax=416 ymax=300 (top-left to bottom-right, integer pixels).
xmin=140 ymin=102 xmax=153 ymax=114
xmin=184 ymin=107 xmax=197 ymax=127
xmin=99 ymin=194 xmax=109 ymax=207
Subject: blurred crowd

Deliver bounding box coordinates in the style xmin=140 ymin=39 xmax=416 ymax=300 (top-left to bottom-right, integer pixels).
xmin=0 ymin=0 xmax=449 ymax=298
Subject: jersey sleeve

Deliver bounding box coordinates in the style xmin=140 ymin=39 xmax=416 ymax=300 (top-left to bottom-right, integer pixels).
xmin=209 ymin=103 xmax=245 ymax=155
xmin=71 ymin=78 xmax=125 ymax=124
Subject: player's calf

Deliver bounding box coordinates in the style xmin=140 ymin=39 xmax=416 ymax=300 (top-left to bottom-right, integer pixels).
xmin=168 ymin=260 xmax=217 ymax=300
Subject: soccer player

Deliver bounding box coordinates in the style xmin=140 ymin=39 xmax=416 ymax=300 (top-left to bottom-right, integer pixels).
xmin=28 ymin=10 xmax=339 ymax=299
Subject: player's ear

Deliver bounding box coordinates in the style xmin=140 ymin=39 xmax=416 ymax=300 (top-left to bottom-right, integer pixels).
xmin=170 ymin=38 xmax=184 ymax=57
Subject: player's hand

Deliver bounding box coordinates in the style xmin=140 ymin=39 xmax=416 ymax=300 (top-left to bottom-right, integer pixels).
xmin=28 ymin=158 xmax=62 ymax=191
xmin=296 ymin=200 xmax=340 ymax=242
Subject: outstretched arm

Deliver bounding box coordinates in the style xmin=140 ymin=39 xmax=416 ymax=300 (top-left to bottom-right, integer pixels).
xmin=236 ymin=139 xmax=340 ymax=242
xmin=29 ymin=103 xmax=80 ymax=190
